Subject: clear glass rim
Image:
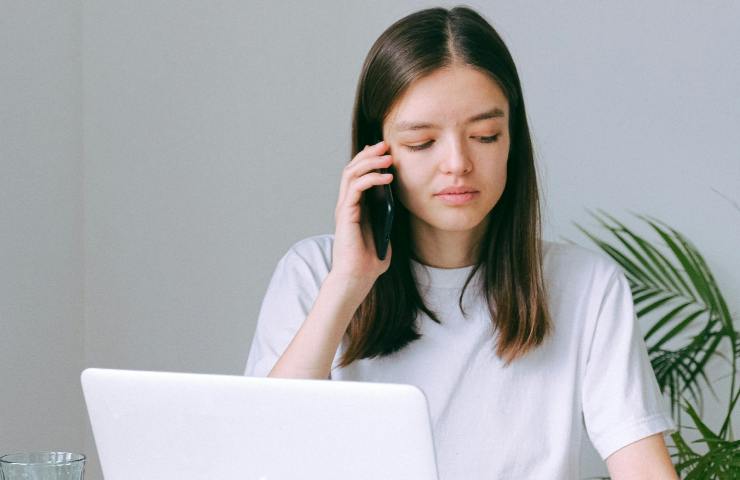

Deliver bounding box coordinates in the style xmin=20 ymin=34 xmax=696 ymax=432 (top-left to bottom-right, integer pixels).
xmin=0 ymin=451 xmax=86 ymax=466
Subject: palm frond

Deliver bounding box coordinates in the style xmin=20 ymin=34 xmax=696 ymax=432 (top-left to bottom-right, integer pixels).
xmin=720 ymin=387 xmax=740 ymax=440
xmin=594 ymin=209 xmax=689 ymax=295
xmin=650 ymin=345 xmax=709 ymax=417
xmin=645 ymin=305 xmax=702 ymax=347
xmin=637 ymin=213 xmax=734 ymax=336
xmin=671 ymin=406 xmax=740 ymax=479
xmin=678 ymin=403 xmax=740 ymax=479
xmin=670 ymin=430 xmax=700 ymax=475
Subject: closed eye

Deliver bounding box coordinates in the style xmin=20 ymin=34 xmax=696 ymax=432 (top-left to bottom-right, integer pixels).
xmin=406 ymin=134 xmax=501 ymax=152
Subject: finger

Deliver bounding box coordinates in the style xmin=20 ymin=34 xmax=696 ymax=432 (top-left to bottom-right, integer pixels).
xmin=338 ymin=171 xmax=392 ymax=222
xmin=361 ymin=139 xmax=388 ymax=154
xmin=339 ymin=155 xmax=392 ymax=203
xmin=336 ymin=170 xmax=391 ymax=223
xmin=349 ymin=140 xmax=389 ymax=167
xmin=341 ymin=140 xmax=390 ymax=194
xmin=367 ymin=139 xmax=388 ymax=153
xmin=337 ymin=140 xmax=390 ymax=213
xmin=346 ymin=172 xmax=393 ymax=208
xmin=344 ymin=154 xmax=392 ymax=184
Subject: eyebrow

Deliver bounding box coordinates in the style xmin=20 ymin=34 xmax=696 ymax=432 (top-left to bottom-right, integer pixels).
xmin=393 ymin=107 xmax=506 ymax=132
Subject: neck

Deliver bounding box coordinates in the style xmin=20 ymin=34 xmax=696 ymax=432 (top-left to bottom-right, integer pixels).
xmin=411 ymin=216 xmax=489 ymax=269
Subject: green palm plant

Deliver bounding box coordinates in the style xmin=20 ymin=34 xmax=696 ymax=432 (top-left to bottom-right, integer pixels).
xmin=571 ymin=209 xmax=739 ymax=479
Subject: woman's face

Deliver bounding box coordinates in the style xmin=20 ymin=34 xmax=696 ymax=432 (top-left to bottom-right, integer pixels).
xmin=382 ymin=65 xmax=511 ymax=237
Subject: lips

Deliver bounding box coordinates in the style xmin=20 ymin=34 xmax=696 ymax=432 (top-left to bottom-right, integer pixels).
xmin=435 ymin=191 xmax=478 ymax=205
xmin=435 ymin=186 xmax=479 ymax=195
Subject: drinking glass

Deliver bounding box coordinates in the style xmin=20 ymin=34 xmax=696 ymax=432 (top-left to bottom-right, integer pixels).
xmin=0 ymin=451 xmax=85 ymax=479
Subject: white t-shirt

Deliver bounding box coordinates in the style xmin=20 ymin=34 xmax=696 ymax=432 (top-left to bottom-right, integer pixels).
xmin=245 ymin=234 xmax=676 ymax=479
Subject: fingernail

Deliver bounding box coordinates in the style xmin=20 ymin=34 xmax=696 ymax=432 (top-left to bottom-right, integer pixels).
xmin=375 ymin=139 xmax=384 ymax=145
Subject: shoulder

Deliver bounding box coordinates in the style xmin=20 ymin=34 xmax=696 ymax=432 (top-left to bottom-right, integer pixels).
xmin=279 ymin=233 xmax=335 ymax=279
xmin=542 ymin=239 xmax=622 ymax=291
xmin=286 ymin=233 xmax=334 ymax=262
xmin=541 ymin=240 xmax=633 ymax=351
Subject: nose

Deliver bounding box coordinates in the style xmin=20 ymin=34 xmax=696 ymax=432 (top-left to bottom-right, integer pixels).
xmin=439 ymin=135 xmax=473 ymax=175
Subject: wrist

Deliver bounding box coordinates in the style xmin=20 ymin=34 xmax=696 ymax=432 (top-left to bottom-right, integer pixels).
xmin=323 ymin=271 xmax=374 ymax=308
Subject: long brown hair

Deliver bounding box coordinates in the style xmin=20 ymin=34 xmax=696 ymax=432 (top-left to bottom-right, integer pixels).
xmin=338 ymin=5 xmax=551 ymax=367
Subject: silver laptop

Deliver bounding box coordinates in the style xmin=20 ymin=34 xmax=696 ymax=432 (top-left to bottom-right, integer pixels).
xmin=81 ymin=368 xmax=439 ymax=480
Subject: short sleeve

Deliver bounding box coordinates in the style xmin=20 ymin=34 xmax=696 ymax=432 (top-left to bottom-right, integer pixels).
xmin=582 ymin=267 xmax=677 ymax=460
xmin=244 ymin=247 xmax=322 ymax=377
xmin=244 ymin=241 xmax=343 ymax=378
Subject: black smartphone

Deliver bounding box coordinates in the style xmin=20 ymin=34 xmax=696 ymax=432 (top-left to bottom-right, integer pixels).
xmin=364 ymin=138 xmax=395 ymax=260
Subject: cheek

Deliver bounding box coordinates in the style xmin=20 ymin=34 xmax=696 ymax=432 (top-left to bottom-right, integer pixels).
xmin=390 ymin=164 xmax=427 ymax=206
xmin=391 ymin=152 xmax=434 ymax=183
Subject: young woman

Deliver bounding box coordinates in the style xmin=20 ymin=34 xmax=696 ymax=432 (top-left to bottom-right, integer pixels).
xmin=245 ymin=6 xmax=678 ymax=479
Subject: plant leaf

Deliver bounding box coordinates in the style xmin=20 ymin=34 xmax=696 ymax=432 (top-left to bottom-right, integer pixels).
xmin=645 ymin=303 xmax=699 ymax=342
xmin=640 ymin=217 xmax=711 ymax=304
xmin=597 ymin=209 xmax=687 ymax=295
xmin=649 ymin=307 xmax=705 ymax=351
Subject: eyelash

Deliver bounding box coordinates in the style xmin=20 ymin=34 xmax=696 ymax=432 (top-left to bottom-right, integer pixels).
xmin=406 ymin=135 xmax=501 ymax=152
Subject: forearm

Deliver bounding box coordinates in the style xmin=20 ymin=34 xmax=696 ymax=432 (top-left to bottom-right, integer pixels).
xmin=268 ymin=273 xmax=369 ymax=380
xmin=606 ymin=433 xmax=679 ymax=480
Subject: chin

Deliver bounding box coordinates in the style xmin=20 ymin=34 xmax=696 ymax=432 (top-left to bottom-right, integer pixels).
xmin=424 ymin=210 xmax=488 ymax=232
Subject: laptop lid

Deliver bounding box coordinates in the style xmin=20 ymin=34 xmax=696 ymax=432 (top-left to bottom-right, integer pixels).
xmin=81 ymin=368 xmax=439 ymax=480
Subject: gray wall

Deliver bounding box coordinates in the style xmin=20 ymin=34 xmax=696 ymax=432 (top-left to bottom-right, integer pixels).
xmin=0 ymin=0 xmax=85 ymax=458
xmin=3 ymin=1 xmax=739 ymax=479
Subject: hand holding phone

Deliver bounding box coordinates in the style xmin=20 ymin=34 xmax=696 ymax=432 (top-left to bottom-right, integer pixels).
xmin=330 ymin=140 xmax=395 ymax=287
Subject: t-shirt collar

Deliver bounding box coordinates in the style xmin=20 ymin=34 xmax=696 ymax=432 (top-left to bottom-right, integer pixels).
xmin=410 ymin=258 xmax=482 ymax=289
